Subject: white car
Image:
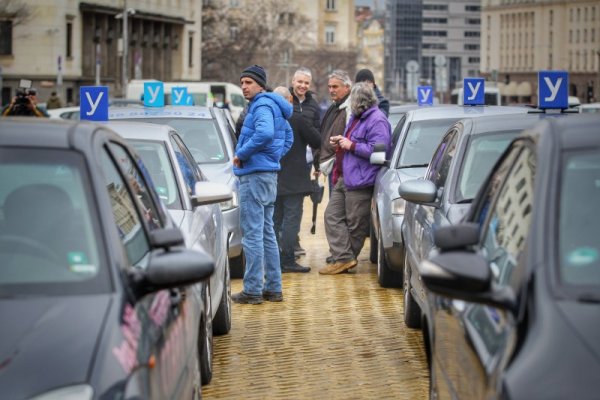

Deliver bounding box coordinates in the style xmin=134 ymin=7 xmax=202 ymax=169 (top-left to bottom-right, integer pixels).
xmin=47 ymin=106 xmax=80 ymax=120
xmin=108 ymin=121 xmax=233 ymax=383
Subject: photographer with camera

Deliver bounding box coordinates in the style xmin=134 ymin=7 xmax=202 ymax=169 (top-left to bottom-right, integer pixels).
xmin=2 ymin=81 xmax=49 ymax=117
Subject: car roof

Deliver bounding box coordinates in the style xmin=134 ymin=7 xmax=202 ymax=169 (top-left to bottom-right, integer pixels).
xmin=0 ymin=118 xmax=101 ymax=148
xmin=525 ymin=114 xmax=600 ymax=150
xmin=107 ymin=120 xmax=174 ymax=141
xmin=389 ymin=104 xmax=421 ymax=114
xmin=465 ymin=113 xmax=549 ymax=135
xmin=407 ymin=105 xmax=529 ymax=122
xmin=109 ymin=105 xmax=213 ymax=120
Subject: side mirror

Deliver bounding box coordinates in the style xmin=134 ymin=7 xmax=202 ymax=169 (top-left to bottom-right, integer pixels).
xmin=192 ymin=181 xmax=233 ymax=207
xmin=370 ymin=143 xmax=388 ymax=166
xmin=399 ymin=179 xmax=437 ymax=204
xmin=131 ymin=248 xmax=215 ymax=297
xmin=419 ymin=251 xmax=516 ymax=312
xmin=433 ymin=223 xmax=480 ymax=251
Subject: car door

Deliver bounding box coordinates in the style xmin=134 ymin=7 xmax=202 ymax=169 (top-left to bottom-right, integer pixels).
xmin=170 ymin=133 xmax=223 ymax=304
xmin=408 ymin=128 xmax=459 ymax=307
xmin=101 ymin=141 xmax=201 ymax=399
xmin=433 ymin=143 xmax=536 ymax=399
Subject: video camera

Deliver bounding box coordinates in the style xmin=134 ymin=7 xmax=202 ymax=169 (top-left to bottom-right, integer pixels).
xmin=11 ymin=79 xmax=37 ymax=116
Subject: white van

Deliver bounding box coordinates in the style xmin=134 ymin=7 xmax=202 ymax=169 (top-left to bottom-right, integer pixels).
xmin=126 ymin=80 xmax=246 ymax=120
xmin=450 ymin=84 xmax=502 ymax=106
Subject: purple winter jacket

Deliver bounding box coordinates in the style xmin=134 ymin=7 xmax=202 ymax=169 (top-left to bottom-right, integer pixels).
xmin=342 ymin=105 xmax=391 ymax=190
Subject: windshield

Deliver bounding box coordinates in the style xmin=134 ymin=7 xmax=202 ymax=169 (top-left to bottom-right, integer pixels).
xmin=128 ymin=140 xmax=183 ymax=210
xmin=397 ymin=118 xmax=458 ymax=168
xmin=456 ymin=132 xmax=520 ymax=202
xmin=127 ymin=118 xmax=228 ymax=164
xmin=559 ymin=149 xmax=600 ymax=289
xmin=0 ymin=149 xmax=109 ymax=296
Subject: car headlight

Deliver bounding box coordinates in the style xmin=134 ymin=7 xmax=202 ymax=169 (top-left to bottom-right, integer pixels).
xmin=220 ymin=190 xmax=238 ymax=211
xmin=29 ymin=385 xmax=93 ymax=400
xmin=391 ymin=197 xmax=406 ymax=215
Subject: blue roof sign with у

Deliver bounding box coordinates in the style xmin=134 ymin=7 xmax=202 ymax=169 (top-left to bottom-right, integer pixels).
xmin=171 ymin=87 xmax=188 ymax=106
xmin=417 ymin=86 xmax=433 ymax=106
xmin=463 ymin=78 xmax=485 ymax=105
xmin=80 ymin=86 xmax=109 ymax=121
xmin=144 ymin=81 xmax=165 ymax=107
xmin=538 ymin=70 xmax=568 ymax=109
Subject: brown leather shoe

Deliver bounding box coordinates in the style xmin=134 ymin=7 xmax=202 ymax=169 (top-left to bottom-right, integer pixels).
xmin=319 ymin=259 xmax=358 ymax=275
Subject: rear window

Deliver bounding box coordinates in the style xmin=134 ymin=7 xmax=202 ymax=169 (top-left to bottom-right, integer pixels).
xmin=0 ymin=149 xmax=109 ymax=296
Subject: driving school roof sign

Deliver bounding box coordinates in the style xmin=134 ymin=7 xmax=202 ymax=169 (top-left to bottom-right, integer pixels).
xmin=538 ymin=71 xmax=568 ymax=109
xmin=80 ymin=86 xmax=108 ymax=121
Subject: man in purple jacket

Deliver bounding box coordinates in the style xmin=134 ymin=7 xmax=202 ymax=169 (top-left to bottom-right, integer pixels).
xmin=320 ymin=82 xmax=391 ymax=275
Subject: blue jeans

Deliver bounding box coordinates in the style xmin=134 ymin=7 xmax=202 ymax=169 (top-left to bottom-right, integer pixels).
xmin=274 ymin=194 xmax=304 ymax=266
xmin=239 ymin=172 xmax=281 ymax=295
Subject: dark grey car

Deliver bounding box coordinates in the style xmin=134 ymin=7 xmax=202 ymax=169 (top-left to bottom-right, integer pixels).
xmin=418 ymin=116 xmax=600 ymax=399
xmin=399 ymin=114 xmax=544 ymax=329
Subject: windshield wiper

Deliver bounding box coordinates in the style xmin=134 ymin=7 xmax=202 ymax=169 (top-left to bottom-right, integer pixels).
xmin=399 ymin=163 xmax=428 ymax=169
xmin=577 ymin=293 xmax=600 ymax=303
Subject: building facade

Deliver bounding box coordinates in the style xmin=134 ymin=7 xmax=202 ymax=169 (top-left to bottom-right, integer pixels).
xmin=384 ymin=0 xmax=481 ymax=102
xmin=481 ymin=0 xmax=600 ymax=104
xmin=356 ymin=7 xmax=385 ymax=88
xmin=0 ymin=0 xmax=201 ymax=106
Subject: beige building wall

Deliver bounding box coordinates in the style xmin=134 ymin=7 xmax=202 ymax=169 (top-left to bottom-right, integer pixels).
xmin=0 ymin=0 xmax=201 ymax=104
xmin=357 ymin=19 xmax=384 ymax=87
xmin=482 ymin=0 xmax=600 ymax=103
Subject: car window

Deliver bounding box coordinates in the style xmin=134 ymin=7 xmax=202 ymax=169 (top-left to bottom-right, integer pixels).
xmin=100 ymin=150 xmax=152 ymax=266
xmin=107 ymin=142 xmax=163 ymax=232
xmin=397 ymin=118 xmax=458 ymax=168
xmin=480 ymin=146 xmax=535 ymax=287
xmin=126 ymin=118 xmax=228 ymax=164
xmin=128 ymin=139 xmax=183 ymax=210
xmin=456 ymin=132 xmax=520 ymax=202
xmin=170 ymin=135 xmax=205 ymax=195
xmin=559 ymin=149 xmax=600 ymax=287
xmin=0 ymin=148 xmax=107 ymax=294
xmin=231 ymin=93 xmax=246 ymax=107
xmin=426 ymin=127 xmax=458 ymax=189
xmin=391 ymin=115 xmax=407 ymax=146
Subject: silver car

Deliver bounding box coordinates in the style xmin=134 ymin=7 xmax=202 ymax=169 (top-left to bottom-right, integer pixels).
xmin=109 ymin=106 xmax=245 ymax=278
xmin=398 ymin=113 xmax=543 ymax=329
xmin=369 ymin=105 xmax=530 ymax=288
xmin=109 ymin=121 xmax=233 ymax=385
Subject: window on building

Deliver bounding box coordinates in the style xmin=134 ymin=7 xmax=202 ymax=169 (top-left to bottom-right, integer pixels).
xmin=423 ymin=4 xmax=448 ymax=11
xmin=466 ymin=18 xmax=481 ymax=25
xmin=465 ymin=43 xmax=480 ymax=51
xmin=423 ymin=43 xmax=447 ymax=50
xmin=423 ymin=30 xmax=447 ymax=37
xmin=465 ymin=5 xmax=481 ymax=12
xmin=0 ymin=20 xmax=13 ymax=55
xmin=468 ymin=57 xmax=480 ymax=63
xmin=550 ymin=10 xmax=554 ymax=26
xmin=230 ymin=0 xmax=239 ymax=6
xmin=326 ymin=0 xmax=336 ymax=11
xmin=229 ymin=25 xmax=238 ymax=40
xmin=423 ymin=17 xmax=448 ymax=24
xmin=464 ymin=31 xmax=480 ymax=38
xmin=66 ymin=21 xmax=73 ymax=58
xmin=592 ymin=28 xmax=596 ymax=42
xmin=325 ymin=26 xmax=335 ymax=44
xmin=188 ymin=34 xmax=193 ymax=67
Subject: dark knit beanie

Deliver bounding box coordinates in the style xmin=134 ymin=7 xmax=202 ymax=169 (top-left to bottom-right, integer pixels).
xmin=355 ymin=68 xmax=375 ymax=84
xmin=240 ymin=65 xmax=267 ymax=89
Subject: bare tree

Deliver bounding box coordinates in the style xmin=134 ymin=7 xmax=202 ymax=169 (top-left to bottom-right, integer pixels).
xmin=0 ymin=0 xmax=33 ymax=26
xmin=202 ymin=0 xmax=312 ymax=84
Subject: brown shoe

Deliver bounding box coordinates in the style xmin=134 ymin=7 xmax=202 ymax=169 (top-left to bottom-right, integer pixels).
xmin=319 ymin=259 xmax=358 ymax=275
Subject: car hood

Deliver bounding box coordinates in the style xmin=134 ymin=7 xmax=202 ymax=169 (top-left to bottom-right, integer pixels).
xmin=0 ymin=295 xmax=111 ymax=399
xmin=198 ymin=162 xmax=233 ymax=186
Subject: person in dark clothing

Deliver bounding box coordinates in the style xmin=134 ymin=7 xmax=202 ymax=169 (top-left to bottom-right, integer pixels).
xmin=272 ymin=87 xmax=321 ymax=273
xmin=355 ymin=68 xmax=390 ymax=117
xmin=288 ymin=67 xmax=321 ymax=257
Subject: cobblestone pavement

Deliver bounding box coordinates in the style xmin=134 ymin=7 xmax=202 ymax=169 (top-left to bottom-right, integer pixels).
xmin=202 ymin=194 xmax=429 ymax=399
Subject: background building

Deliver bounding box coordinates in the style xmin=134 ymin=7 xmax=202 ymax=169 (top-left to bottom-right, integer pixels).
xmin=0 ymin=0 xmax=201 ymax=106
xmin=481 ymin=0 xmax=600 ymax=105
xmin=384 ymin=0 xmax=481 ymax=102
xmin=356 ymin=5 xmax=385 ymax=88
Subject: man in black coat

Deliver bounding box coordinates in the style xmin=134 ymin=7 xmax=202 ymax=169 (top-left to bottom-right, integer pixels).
xmin=272 ymin=87 xmax=321 ymax=273
xmin=288 ymin=67 xmax=322 ymax=257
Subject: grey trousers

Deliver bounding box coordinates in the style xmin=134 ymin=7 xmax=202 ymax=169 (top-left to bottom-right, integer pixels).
xmin=324 ymin=177 xmax=373 ymax=262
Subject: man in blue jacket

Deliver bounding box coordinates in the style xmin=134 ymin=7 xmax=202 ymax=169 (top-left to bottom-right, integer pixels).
xmin=232 ymin=65 xmax=294 ymax=304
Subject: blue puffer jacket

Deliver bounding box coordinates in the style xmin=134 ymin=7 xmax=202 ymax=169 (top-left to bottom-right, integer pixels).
xmin=234 ymin=92 xmax=294 ymax=176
